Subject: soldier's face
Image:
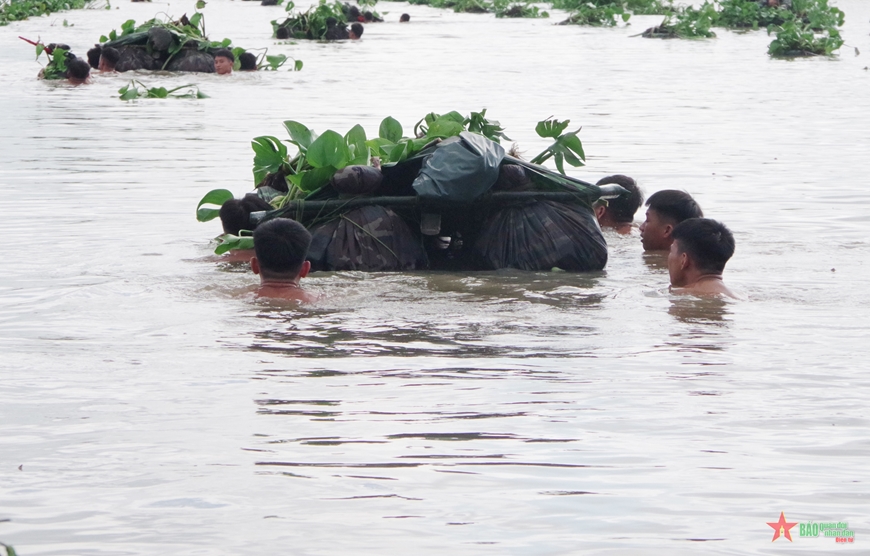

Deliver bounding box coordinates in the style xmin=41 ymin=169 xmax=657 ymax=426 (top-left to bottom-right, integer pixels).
xmin=214 ymin=56 xmax=233 ymax=75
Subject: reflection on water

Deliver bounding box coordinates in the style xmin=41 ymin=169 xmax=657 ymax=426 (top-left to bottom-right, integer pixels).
xmin=668 ymin=296 xmax=731 ymax=325
xmin=2 ymin=0 xmax=870 ymax=553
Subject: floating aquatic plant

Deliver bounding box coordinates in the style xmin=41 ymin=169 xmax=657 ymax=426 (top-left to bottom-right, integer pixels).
xmin=118 ymin=80 xmax=208 ymax=100
xmin=493 ymin=0 xmax=549 ymax=18
xmin=557 ymin=1 xmax=630 ymax=26
xmin=33 ymin=43 xmax=71 ymax=80
xmin=642 ymin=2 xmax=717 ymax=38
xmin=0 ymin=0 xmax=105 ymax=25
xmin=766 ymin=0 xmax=844 ymax=56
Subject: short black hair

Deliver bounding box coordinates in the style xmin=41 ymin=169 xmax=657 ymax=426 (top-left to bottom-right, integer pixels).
xmin=276 ymin=26 xmax=291 ymax=39
xmin=645 ymin=189 xmax=703 ymax=224
xmin=219 ymin=194 xmax=273 ymax=235
xmin=239 ymin=52 xmax=257 ymax=70
xmin=672 ymin=218 xmax=735 ymax=274
xmin=400 ymin=13 xmax=410 ymax=21
xmin=351 ymin=22 xmax=364 ymax=36
xmin=254 ymin=218 xmax=312 ymax=276
xmin=67 ymin=58 xmax=91 ymax=80
xmin=101 ymin=47 xmax=121 ymax=65
xmin=596 ymin=174 xmax=643 ymax=223
xmin=87 ymin=45 xmax=102 ymax=68
xmin=213 ymin=48 xmax=234 ymax=62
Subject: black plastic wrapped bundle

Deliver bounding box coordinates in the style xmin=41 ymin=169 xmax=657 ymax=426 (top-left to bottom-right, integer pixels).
xmin=308 ymin=206 xmax=427 ymax=271
xmin=472 ymin=201 xmax=607 ymax=271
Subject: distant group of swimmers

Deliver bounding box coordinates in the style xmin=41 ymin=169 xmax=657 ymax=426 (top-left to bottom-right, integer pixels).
xmin=46 ymin=45 xmax=262 ymax=84
xmin=243 ymin=176 xmax=737 ymax=302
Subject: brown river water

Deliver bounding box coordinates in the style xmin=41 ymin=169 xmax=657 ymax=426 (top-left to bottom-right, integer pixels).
xmin=1 ymin=0 xmax=869 ymax=553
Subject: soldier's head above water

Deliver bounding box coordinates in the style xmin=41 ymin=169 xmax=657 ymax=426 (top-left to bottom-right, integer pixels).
xmin=86 ymin=45 xmax=102 ymax=69
xmin=67 ymin=58 xmax=91 ymax=85
xmin=213 ymin=49 xmax=234 ymax=75
xmin=594 ymin=175 xmax=643 ymax=234
xmin=251 ymin=218 xmax=318 ymax=302
xmin=349 ymin=23 xmax=364 ymax=40
xmin=668 ymin=218 xmax=737 ymax=298
xmin=219 ymin=194 xmax=273 ymax=236
xmin=640 ymin=189 xmax=703 ymax=252
xmin=99 ymin=47 xmax=120 ymax=72
xmin=239 ymin=52 xmax=258 ymax=71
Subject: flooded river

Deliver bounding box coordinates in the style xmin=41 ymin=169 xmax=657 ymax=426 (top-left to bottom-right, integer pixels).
xmin=1 ymin=0 xmax=869 ymax=553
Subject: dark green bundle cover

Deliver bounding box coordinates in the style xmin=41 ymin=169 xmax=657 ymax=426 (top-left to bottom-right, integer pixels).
xmin=473 ymin=201 xmax=607 ymax=271
xmin=308 ymin=206 xmax=427 ymax=271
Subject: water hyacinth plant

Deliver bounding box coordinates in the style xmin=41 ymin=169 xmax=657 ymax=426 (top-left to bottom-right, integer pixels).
xmin=556 ymin=1 xmax=630 ymax=26
xmin=34 ymin=43 xmax=72 ymax=80
xmin=390 ymin=0 xmax=847 ymax=56
xmin=118 ymin=80 xmax=208 ymax=99
xmin=1 ymin=0 xmax=103 ymax=25
xmin=493 ymin=0 xmax=549 ymax=18
xmin=767 ymin=19 xmax=842 ymax=55
xmin=766 ymin=0 xmax=845 ymax=56
xmin=272 ymin=0 xmax=369 ymax=39
xmin=642 ymin=2 xmax=718 ymax=38
xmin=716 ymin=0 xmax=790 ymax=28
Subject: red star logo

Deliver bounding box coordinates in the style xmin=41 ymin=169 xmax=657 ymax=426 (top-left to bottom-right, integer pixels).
xmin=767 ymin=512 xmax=798 ymax=542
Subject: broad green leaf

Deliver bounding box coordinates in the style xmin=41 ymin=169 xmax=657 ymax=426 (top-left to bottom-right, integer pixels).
xmin=189 ymin=12 xmax=203 ymax=28
xmin=299 ymin=166 xmax=336 ymax=192
xmin=196 ymin=0 xmax=207 ymax=9
xmin=120 ymin=87 xmax=140 ymax=100
xmin=99 ymin=35 xmax=108 ymax=43
xmin=293 ymin=59 xmax=304 ymax=71
xmin=426 ymin=118 xmax=464 ymax=138
xmin=561 ymin=133 xmax=585 ymax=161
xmin=379 ymin=116 xmax=403 ymax=142
xmin=345 ymin=124 xmax=369 ymax=165
xmin=251 ymin=136 xmax=288 ymax=185
xmin=441 ymin=110 xmax=466 ymax=124
xmin=366 ymin=137 xmax=396 ymax=157
xmin=196 ymin=189 xmax=234 ymax=222
xmin=535 ymin=117 xmax=569 ymax=138
xmin=266 ymin=54 xmax=287 ymax=70
xmin=214 ymin=234 xmax=254 ymax=255
xmin=306 ymin=130 xmax=350 ymax=169
xmin=283 ymin=120 xmax=317 ymax=151
xmin=36 ymin=44 xmax=45 ymax=57
xmin=345 ymin=124 xmax=367 ymax=146
xmin=388 ymin=141 xmax=409 ymax=163
xmin=109 ymin=29 xmax=117 ymax=40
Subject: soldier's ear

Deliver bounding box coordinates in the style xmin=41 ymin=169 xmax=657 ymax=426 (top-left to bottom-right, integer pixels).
xmin=594 ymin=204 xmax=606 ymax=221
xmin=251 ymin=257 xmax=261 ymax=275
xmin=298 ymin=260 xmax=311 ymax=279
